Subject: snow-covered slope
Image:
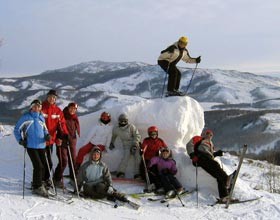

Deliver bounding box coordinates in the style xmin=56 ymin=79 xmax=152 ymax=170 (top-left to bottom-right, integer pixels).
xmin=0 ymin=97 xmax=280 ymax=219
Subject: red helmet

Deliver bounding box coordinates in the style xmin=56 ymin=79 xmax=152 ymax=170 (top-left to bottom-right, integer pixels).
xmin=148 ymin=126 xmax=158 ymax=134
xmin=100 ymin=112 xmax=111 ymax=122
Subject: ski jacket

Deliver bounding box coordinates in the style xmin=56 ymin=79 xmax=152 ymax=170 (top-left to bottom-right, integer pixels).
xmin=197 ymin=139 xmax=215 ymax=159
xmin=148 ymin=156 xmax=177 ymax=175
xmin=141 ymin=137 xmax=167 ymax=161
xmin=85 ymin=120 xmax=113 ymax=149
xmin=111 ymin=123 xmax=141 ymax=148
xmin=77 ymin=153 xmax=112 ymax=189
xmin=41 ymin=100 xmax=68 ymax=145
xmin=14 ymin=111 xmax=49 ymax=149
xmin=158 ymin=42 xmax=197 ymax=66
xmin=62 ymin=107 xmax=80 ymax=140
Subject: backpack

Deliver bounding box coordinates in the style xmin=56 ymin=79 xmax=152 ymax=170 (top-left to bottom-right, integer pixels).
xmin=186 ymin=136 xmax=203 ymax=157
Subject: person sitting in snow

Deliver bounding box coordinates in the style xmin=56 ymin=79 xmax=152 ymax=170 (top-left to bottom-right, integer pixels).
xmin=53 ymin=102 xmax=80 ymax=188
xmin=14 ymin=99 xmax=51 ymax=198
xmin=140 ymin=126 xmax=167 ymax=180
xmin=77 ymin=146 xmax=125 ymax=201
xmin=158 ymin=36 xmax=201 ymax=96
xmin=109 ymin=113 xmax=141 ymax=179
xmin=148 ymin=147 xmax=184 ymax=198
xmin=75 ymin=112 xmax=112 ymax=172
xmin=190 ymin=129 xmax=235 ymax=202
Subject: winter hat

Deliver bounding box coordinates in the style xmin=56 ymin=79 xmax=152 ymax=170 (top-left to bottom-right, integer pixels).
xmin=68 ymin=102 xmax=78 ymax=109
xmin=30 ymin=99 xmax=42 ymax=108
xmin=118 ymin=113 xmax=128 ymax=127
xmin=47 ymin=89 xmax=58 ymax=97
xmin=90 ymin=146 xmax=102 ymax=160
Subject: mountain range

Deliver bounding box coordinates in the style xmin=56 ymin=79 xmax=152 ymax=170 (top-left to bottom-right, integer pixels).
xmin=1 ymin=60 xmax=280 ymax=162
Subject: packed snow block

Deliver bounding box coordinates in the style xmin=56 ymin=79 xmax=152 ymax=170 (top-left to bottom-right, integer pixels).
xmin=78 ymin=96 xmax=204 ymax=179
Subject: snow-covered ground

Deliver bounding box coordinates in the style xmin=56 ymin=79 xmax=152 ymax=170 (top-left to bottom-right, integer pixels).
xmin=0 ymin=97 xmax=280 ymax=220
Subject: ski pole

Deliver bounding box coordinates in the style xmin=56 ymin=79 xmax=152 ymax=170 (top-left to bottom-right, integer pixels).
xmin=166 ymin=177 xmax=185 ymax=207
xmin=196 ymin=162 xmax=198 ymax=207
xmin=67 ymin=143 xmax=80 ymax=199
xmin=141 ymin=148 xmax=153 ymax=192
xmin=23 ymin=148 xmax=27 ymax=199
xmin=44 ymin=151 xmax=56 ymax=195
xmin=185 ymin=63 xmax=198 ymax=94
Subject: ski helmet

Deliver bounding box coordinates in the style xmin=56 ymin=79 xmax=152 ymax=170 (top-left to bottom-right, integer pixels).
xmin=148 ymin=126 xmax=158 ymax=136
xmin=118 ymin=113 xmax=128 ymax=127
xmin=100 ymin=112 xmax=111 ymax=124
xmin=178 ymin=36 xmax=188 ymax=45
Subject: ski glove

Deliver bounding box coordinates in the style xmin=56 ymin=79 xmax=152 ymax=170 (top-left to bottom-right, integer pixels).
xmin=190 ymin=153 xmax=199 ymax=163
xmin=107 ymin=186 xmax=114 ymax=194
xmin=44 ymin=134 xmax=51 ymax=141
xmin=109 ymin=143 xmax=115 ymax=150
xmin=213 ymin=150 xmax=224 ymax=157
xmin=19 ymin=139 xmax=27 ymax=148
xmin=196 ymin=56 xmax=201 ymax=63
xmin=161 ymin=168 xmax=170 ymax=174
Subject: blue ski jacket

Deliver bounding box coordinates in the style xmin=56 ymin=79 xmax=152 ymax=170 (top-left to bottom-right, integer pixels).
xmin=14 ymin=111 xmax=49 ymax=149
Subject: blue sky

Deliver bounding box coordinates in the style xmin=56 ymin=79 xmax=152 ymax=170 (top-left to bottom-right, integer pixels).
xmin=0 ymin=0 xmax=279 ymax=76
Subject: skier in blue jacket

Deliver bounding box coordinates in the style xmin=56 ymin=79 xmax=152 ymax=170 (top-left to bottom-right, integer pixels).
xmin=14 ymin=99 xmax=51 ymax=197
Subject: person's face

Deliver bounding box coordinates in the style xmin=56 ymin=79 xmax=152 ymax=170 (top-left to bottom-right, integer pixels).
xmin=47 ymin=95 xmax=56 ymax=105
xmin=205 ymin=133 xmax=213 ymax=140
xmin=68 ymin=106 xmax=77 ymax=115
xmin=92 ymin=151 xmax=101 ymax=161
xmin=178 ymin=40 xmax=187 ymax=49
xmin=149 ymin=132 xmax=157 ymax=139
xmin=161 ymin=150 xmax=170 ymax=158
xmin=31 ymin=104 xmax=42 ymax=112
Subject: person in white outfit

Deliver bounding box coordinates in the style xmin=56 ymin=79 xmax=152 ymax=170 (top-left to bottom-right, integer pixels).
xmin=75 ymin=112 xmax=113 ymax=172
xmin=109 ymin=113 xmax=141 ymax=179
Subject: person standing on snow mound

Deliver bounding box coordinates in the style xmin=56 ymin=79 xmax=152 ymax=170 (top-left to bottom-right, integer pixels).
xmin=148 ymin=147 xmax=184 ymax=198
xmin=41 ymin=89 xmax=69 ymax=188
xmin=190 ymin=129 xmax=236 ymax=202
xmin=75 ymin=112 xmax=112 ymax=172
xmin=53 ymin=102 xmax=80 ymax=188
xmin=140 ymin=126 xmax=167 ymax=180
xmin=14 ymin=99 xmax=51 ymax=198
xmin=109 ymin=113 xmax=141 ymax=179
xmin=158 ymin=36 xmax=201 ymax=97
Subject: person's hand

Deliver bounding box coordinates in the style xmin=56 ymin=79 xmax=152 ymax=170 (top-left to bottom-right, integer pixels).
xmin=109 ymin=143 xmax=115 ymax=150
xmin=130 ymin=146 xmax=137 ymax=155
xmin=107 ymin=186 xmax=114 ymax=194
xmin=56 ymin=138 xmax=63 ymax=146
xmin=19 ymin=139 xmax=27 ymax=148
xmin=190 ymin=153 xmax=199 ymax=163
xmin=213 ymin=150 xmax=224 ymax=157
xmin=161 ymin=168 xmax=170 ymax=174
xmin=196 ymin=56 xmax=201 ymax=63
xmin=45 ymin=134 xmax=51 ymax=141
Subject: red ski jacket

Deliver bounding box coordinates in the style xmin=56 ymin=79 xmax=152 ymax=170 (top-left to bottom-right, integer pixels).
xmin=141 ymin=137 xmax=167 ymax=161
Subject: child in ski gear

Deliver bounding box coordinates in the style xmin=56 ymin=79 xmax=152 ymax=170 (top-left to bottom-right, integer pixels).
xmin=75 ymin=112 xmax=112 ymax=171
xmin=191 ymin=129 xmax=231 ymax=201
xmin=77 ymin=146 xmax=113 ymax=199
xmin=158 ymin=36 xmax=201 ymax=96
xmin=109 ymin=113 xmax=141 ymax=179
xmin=41 ymin=89 xmax=68 ymax=186
xmin=53 ymin=102 xmax=80 ymax=188
xmin=14 ymin=99 xmax=50 ymax=197
xmin=140 ymin=126 xmax=167 ymax=179
xmin=148 ymin=147 xmax=184 ymax=197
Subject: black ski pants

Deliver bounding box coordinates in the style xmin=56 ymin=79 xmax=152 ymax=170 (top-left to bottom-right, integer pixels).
xmin=197 ymin=155 xmax=229 ymax=198
xmin=158 ymin=60 xmax=182 ymax=92
xmin=159 ymin=173 xmax=182 ymax=192
xmin=27 ymin=148 xmax=47 ymax=188
xmin=83 ymin=182 xmax=108 ymax=199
